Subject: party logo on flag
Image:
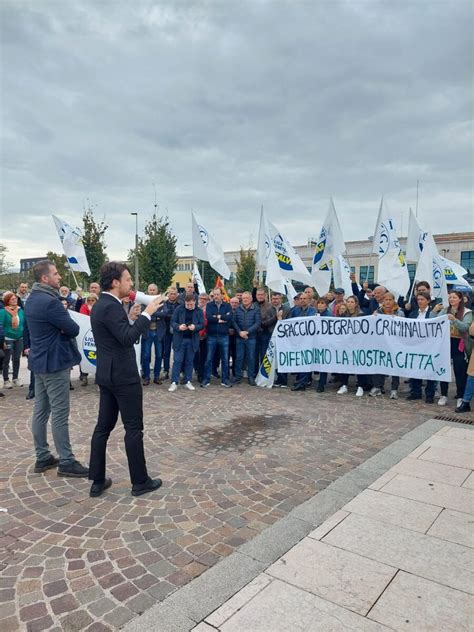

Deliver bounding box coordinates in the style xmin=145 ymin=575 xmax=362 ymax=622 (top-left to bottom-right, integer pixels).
xmin=433 ymin=259 xmax=444 ymax=293
xmin=82 ymin=329 xmax=97 ymax=366
xmin=198 ymin=226 xmax=209 ymax=247
xmin=273 ymin=233 xmax=293 ymax=271
xmin=312 ymin=228 xmax=327 ymax=266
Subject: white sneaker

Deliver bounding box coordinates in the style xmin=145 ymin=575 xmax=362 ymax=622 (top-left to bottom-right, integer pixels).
xmin=337 ymin=385 xmax=348 ymax=395
xmin=13 ymin=378 xmax=23 ymax=387
xmin=438 ymin=395 xmax=448 ymax=406
xmin=185 ymin=382 xmax=195 ymax=391
xmin=457 ymin=398 xmax=463 ymax=408
xmin=369 ymin=387 xmax=381 ymax=397
xmin=168 ymin=382 xmax=178 ymax=392
xmin=3 ymin=380 xmax=12 ymax=389
xmin=356 ymin=387 xmax=364 ymax=397
xmin=390 ymin=390 xmax=398 ymax=400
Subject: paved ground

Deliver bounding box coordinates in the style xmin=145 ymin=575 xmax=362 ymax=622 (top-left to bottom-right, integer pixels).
xmin=0 ymin=368 xmax=471 ymax=631
xmin=189 ymin=424 xmax=474 ymax=631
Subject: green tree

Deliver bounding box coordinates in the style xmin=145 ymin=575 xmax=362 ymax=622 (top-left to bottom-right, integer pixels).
xmin=195 ymin=259 xmax=216 ymax=291
xmin=0 ymin=243 xmax=12 ymax=274
xmin=46 ymin=251 xmax=71 ymax=285
xmin=82 ymin=207 xmax=108 ymax=283
xmin=132 ymin=214 xmax=178 ymax=291
xmin=235 ymin=247 xmax=256 ymax=291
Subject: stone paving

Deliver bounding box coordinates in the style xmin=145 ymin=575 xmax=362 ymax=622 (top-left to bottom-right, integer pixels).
xmin=191 ymin=424 xmax=474 ymax=631
xmin=0 ymin=371 xmax=471 ymax=631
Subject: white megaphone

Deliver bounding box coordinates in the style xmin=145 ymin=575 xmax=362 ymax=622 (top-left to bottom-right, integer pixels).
xmin=128 ymin=290 xmax=164 ymax=305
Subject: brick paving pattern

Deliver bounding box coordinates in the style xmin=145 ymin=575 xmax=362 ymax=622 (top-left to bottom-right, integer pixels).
xmin=0 ymin=375 xmax=466 ymax=630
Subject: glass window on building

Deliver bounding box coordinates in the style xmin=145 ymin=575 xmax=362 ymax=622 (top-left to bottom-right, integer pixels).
xmin=359 ymin=266 xmax=374 ymax=284
xmin=407 ymin=263 xmax=416 ymax=281
xmin=461 ymin=251 xmax=474 ymax=274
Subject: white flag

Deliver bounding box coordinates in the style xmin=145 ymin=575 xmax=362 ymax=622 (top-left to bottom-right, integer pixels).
xmin=406 ymin=209 xmax=428 ymax=262
xmin=311 ymin=198 xmax=346 ymax=296
xmin=373 ymin=199 xmax=410 ymax=298
xmin=192 ymin=262 xmax=206 ymax=294
xmin=52 ymin=215 xmax=91 ymax=275
xmin=256 ymin=208 xmax=311 ymax=287
xmin=414 ymin=234 xmax=448 ymax=303
xmin=332 ymin=254 xmax=353 ymax=297
xmin=192 ymin=213 xmax=231 ymax=280
xmin=439 ymin=256 xmax=470 ymax=288
xmin=256 ymin=334 xmax=277 ymax=388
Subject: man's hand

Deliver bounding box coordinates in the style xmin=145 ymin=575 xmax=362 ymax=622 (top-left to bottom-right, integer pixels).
xmin=239 ymin=331 xmax=249 ymax=339
xmin=363 ymin=281 xmax=369 ymax=291
xmin=179 ymin=324 xmax=188 ymax=331
xmin=350 ymin=272 xmax=356 ymax=282
xmin=144 ymin=296 xmax=164 ymax=316
xmin=432 ymin=303 xmax=443 ymax=313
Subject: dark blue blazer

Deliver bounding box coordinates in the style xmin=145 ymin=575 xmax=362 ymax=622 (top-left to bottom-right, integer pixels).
xmin=171 ymin=305 xmax=204 ymax=352
xmin=24 ymin=289 xmax=81 ymax=374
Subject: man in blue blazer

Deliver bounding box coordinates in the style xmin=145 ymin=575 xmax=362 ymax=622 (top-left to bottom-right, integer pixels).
xmin=25 ymin=260 xmax=89 ymax=477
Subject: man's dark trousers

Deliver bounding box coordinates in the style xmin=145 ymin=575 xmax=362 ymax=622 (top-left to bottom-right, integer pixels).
xmin=89 ymin=382 xmax=147 ymax=485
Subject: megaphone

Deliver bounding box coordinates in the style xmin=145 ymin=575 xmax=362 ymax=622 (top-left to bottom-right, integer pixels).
xmin=129 ymin=291 xmax=165 ymax=306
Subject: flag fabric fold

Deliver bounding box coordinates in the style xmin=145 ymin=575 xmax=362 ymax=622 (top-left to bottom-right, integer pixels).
xmin=414 ymin=233 xmax=448 ymax=303
xmin=192 ymin=262 xmax=206 ymax=294
xmin=310 ymin=198 xmax=346 ymax=296
xmin=405 ymin=209 xmax=428 ymax=263
xmin=192 ymin=213 xmax=231 ymax=280
xmin=373 ymin=199 xmax=410 ymax=298
xmin=52 ymin=215 xmax=91 ymax=275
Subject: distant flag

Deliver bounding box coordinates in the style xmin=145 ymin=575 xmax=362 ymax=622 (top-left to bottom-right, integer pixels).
xmin=332 ymin=254 xmax=353 ymax=297
xmin=192 ymin=262 xmax=206 ymax=294
xmin=192 ymin=213 xmax=231 ymax=279
xmin=52 ymin=215 xmax=91 ymax=275
xmin=414 ymin=233 xmax=448 ymax=303
xmin=311 ymin=198 xmax=346 ymax=296
xmin=406 ymin=209 xmax=428 ymax=263
xmin=372 ymin=198 xmax=410 ymax=298
xmin=256 ymin=207 xmax=311 ymax=303
xmin=214 ymin=276 xmax=230 ymax=302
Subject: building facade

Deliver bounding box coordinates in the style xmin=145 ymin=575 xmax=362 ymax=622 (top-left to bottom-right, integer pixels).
xmin=173 ymin=232 xmax=474 ymax=290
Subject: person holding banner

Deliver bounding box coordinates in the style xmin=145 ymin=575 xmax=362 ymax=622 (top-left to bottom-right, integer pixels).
xmin=406 ymin=292 xmax=437 ymax=403
xmin=336 ymin=296 xmax=367 ymax=397
xmin=88 ymin=262 xmax=164 ymax=498
xmin=290 ymin=293 xmax=316 ymax=392
xmin=432 ymin=291 xmax=472 ymax=407
xmin=370 ymin=293 xmax=404 ymax=399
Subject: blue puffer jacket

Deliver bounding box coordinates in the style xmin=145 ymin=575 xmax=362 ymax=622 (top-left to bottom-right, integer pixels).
xmin=206 ymin=301 xmax=232 ymax=336
xmin=233 ymin=304 xmax=262 ymax=338
xmin=24 ymin=285 xmax=81 ymax=374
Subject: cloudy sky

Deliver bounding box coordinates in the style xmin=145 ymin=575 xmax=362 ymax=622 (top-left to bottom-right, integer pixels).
xmin=1 ymin=0 xmax=472 ymax=268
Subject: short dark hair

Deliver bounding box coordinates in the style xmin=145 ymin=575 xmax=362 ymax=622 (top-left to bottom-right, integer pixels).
xmin=316 ymin=297 xmax=329 ymax=305
xmin=184 ymin=293 xmax=195 ymax=302
xmin=234 ymin=288 xmax=244 ymax=294
xmin=416 ymin=291 xmax=431 ymax=302
xmin=33 ymin=260 xmax=55 ymax=282
xmin=100 ymin=262 xmax=130 ymax=291
xmin=415 ymin=281 xmax=431 ymax=291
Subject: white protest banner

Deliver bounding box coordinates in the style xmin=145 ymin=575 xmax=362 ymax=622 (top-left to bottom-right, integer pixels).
xmin=70 ymin=311 xmax=141 ymax=375
xmin=274 ymin=314 xmax=451 ymax=382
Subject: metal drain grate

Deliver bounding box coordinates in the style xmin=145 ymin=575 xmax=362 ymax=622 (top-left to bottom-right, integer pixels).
xmin=433 ymin=415 xmax=474 ymax=425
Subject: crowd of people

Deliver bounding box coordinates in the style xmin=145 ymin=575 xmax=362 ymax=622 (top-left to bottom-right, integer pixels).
xmin=1 ymin=271 xmax=473 ymax=414
xmin=1 ymin=259 xmax=473 ymax=498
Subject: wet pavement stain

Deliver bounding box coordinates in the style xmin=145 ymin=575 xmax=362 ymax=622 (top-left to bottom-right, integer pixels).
xmin=194 ymin=414 xmax=293 ymax=453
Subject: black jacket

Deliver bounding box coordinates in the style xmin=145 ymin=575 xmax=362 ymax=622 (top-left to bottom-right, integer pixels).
xmin=171 ymin=305 xmax=205 ymax=352
xmin=91 ymin=293 xmax=150 ymax=387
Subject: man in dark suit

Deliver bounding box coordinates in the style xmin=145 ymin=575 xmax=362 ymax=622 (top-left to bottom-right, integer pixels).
xmin=88 ymin=262 xmax=164 ymax=498
xmin=406 ymin=291 xmax=436 ymax=403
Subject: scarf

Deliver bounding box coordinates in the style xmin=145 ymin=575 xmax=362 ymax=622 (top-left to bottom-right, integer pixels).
xmin=5 ymin=305 xmax=19 ymax=329
xmin=31 ymin=282 xmax=61 ymax=300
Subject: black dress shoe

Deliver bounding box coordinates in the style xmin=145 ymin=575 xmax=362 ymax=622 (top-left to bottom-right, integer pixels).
xmin=34 ymin=455 xmax=59 ymax=473
xmin=406 ymin=394 xmax=422 ymax=400
xmin=26 ymin=390 xmax=35 ymax=400
xmin=316 ymin=385 xmax=325 ymax=393
xmin=455 ymin=401 xmax=471 ymax=413
xmin=57 ymin=460 xmax=89 ymax=478
xmin=291 ymin=383 xmax=306 ymax=392
xmin=131 ymin=477 xmax=163 ymax=497
xmin=425 ymin=396 xmax=434 ymax=404
xmin=90 ymin=478 xmax=112 ymax=497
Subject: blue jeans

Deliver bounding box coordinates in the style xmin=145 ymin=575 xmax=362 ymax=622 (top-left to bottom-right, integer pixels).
xmin=204 ymin=336 xmax=229 ymax=384
xmin=32 ymin=369 xmax=75 ymax=465
xmin=142 ymin=331 xmax=163 ymax=380
xmin=409 ymin=378 xmax=435 ymax=398
xmin=172 ymin=338 xmax=195 ymax=383
xmin=462 ymin=376 xmax=474 ymax=403
xmin=235 ymin=337 xmax=257 ymax=381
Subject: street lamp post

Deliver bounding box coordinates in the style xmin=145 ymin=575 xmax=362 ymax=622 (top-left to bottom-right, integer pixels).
xmin=131 ymin=212 xmax=139 ymax=290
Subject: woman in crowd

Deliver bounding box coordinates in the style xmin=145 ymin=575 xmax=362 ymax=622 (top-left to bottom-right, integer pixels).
xmin=314 ymin=297 xmax=332 ymax=392
xmin=0 ymin=291 xmax=25 ymax=388
xmin=432 ymin=290 xmax=472 ymax=407
xmin=336 ymin=296 xmax=367 ymax=397
xmin=370 ymin=292 xmax=404 ymax=399
xmin=79 ymin=293 xmax=98 ymax=316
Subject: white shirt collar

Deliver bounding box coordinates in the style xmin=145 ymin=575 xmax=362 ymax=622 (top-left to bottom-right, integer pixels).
xmin=102 ymin=291 xmax=123 ymax=304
